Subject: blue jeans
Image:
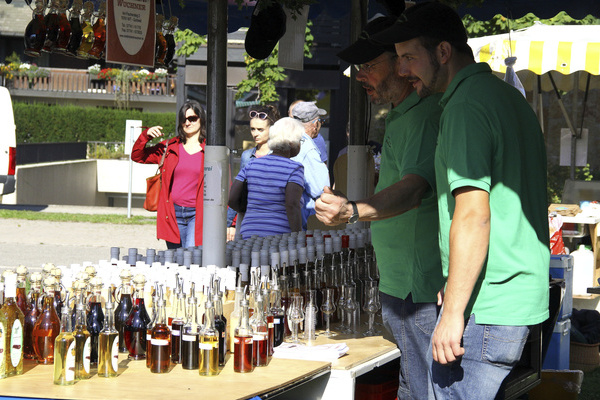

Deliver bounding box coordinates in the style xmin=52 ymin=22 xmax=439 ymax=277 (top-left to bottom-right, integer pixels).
xmin=428 ymin=313 xmax=530 ymax=400
xmin=380 ymin=292 xmax=440 ymax=400
xmin=166 ymin=204 xmax=196 ymax=249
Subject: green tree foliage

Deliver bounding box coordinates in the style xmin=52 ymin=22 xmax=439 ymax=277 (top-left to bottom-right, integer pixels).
xmin=174 ymin=29 xmax=208 ymax=58
xmin=13 ymin=102 xmax=175 ymax=143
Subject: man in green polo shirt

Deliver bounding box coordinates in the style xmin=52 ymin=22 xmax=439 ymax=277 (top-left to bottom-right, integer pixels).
xmin=373 ymin=3 xmax=550 ymax=399
xmin=315 ymin=15 xmax=444 ymax=400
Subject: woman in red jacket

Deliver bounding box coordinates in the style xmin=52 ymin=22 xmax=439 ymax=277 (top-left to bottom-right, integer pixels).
xmin=132 ymin=100 xmax=205 ymax=248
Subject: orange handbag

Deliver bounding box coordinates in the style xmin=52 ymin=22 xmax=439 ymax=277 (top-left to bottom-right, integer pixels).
xmin=143 ymin=149 xmax=167 ymax=212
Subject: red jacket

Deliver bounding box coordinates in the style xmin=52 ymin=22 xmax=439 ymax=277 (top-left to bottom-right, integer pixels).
xmin=131 ymin=129 xmax=205 ymax=246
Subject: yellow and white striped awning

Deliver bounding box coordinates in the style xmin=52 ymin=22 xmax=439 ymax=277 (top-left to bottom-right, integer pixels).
xmin=468 ymin=22 xmax=600 ymax=91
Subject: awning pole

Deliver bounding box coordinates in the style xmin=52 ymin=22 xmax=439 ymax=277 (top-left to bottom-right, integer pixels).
xmin=548 ymin=72 xmax=578 ymax=180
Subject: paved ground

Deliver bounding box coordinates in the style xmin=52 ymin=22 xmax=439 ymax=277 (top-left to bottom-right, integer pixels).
xmin=0 ymin=204 xmax=163 ymax=270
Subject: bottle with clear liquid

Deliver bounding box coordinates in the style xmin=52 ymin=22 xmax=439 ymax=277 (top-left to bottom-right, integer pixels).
xmin=73 ymin=294 xmax=91 ymax=380
xmin=213 ymin=293 xmax=227 ymax=366
xmin=170 ymin=277 xmax=186 ymax=364
xmin=181 ymin=287 xmax=200 ymax=370
xmin=86 ymin=277 xmax=104 ymax=365
xmin=65 ymin=0 xmax=83 ymax=57
xmin=15 ymin=266 xmax=31 ymax=318
xmin=228 ymin=286 xmax=243 ymax=354
xmin=149 ymin=297 xmax=170 ymax=373
xmin=199 ymin=300 xmax=219 ymax=376
xmin=87 ymin=0 xmax=105 ymax=59
xmin=124 ymin=274 xmax=151 ymax=360
xmin=53 ymin=293 xmax=75 ymax=386
xmin=0 ymin=273 xmax=25 ymax=377
xmin=146 ymin=283 xmax=159 ymax=368
xmin=114 ymin=269 xmax=133 ymax=353
xmin=32 ymin=277 xmax=61 ymax=364
xmin=76 ymin=1 xmax=94 ymax=59
xmin=50 ymin=268 xmax=64 ymax=317
xmin=24 ymin=0 xmax=47 ymax=57
xmin=23 ymin=272 xmax=42 ymax=360
xmin=234 ymin=299 xmax=254 ymax=373
xmin=251 ymin=295 xmax=268 ymax=367
xmin=98 ymin=293 xmax=119 ymax=377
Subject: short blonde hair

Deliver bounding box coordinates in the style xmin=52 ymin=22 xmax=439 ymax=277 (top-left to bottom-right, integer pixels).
xmin=268 ymin=117 xmax=304 ymax=153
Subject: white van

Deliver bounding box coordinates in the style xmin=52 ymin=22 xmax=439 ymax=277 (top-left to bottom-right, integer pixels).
xmin=0 ymin=86 xmax=16 ymax=195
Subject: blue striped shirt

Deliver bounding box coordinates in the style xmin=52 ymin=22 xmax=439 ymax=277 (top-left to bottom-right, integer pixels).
xmin=235 ymin=154 xmax=304 ymax=239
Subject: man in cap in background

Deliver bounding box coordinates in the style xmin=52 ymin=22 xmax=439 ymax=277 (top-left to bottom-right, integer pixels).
xmin=373 ymin=2 xmax=550 ymax=398
xmin=315 ymin=14 xmax=444 ymax=400
xmin=289 ymin=100 xmax=328 ymax=164
xmin=290 ymin=101 xmax=330 ymax=230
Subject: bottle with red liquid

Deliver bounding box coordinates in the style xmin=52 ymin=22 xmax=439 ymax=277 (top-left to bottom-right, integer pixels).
xmin=24 ymin=0 xmax=47 ymax=57
xmin=15 ymin=265 xmax=31 ymax=319
xmin=23 ymin=272 xmax=42 ymax=360
xmin=114 ymin=269 xmax=133 ymax=353
xmin=250 ymin=295 xmax=268 ymax=367
xmin=149 ymin=296 xmax=170 ymax=373
xmin=169 ymin=276 xmax=185 ymax=364
xmin=32 ymin=276 xmax=61 ymax=364
xmin=86 ymin=277 xmax=104 ymax=365
xmin=181 ymin=284 xmax=200 ymax=370
xmin=42 ymin=0 xmax=60 ymax=53
xmin=65 ymin=0 xmax=83 ymax=57
xmin=233 ymin=299 xmax=254 ymax=373
xmin=87 ymin=0 xmax=105 ymax=59
xmin=124 ymin=274 xmax=151 ymax=360
xmin=54 ymin=0 xmax=71 ymax=53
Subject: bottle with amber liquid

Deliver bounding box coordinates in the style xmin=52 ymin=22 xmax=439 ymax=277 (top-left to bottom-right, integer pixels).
xmin=124 ymin=274 xmax=151 ymax=360
xmin=73 ymin=294 xmax=91 ymax=380
xmin=233 ymin=299 xmax=254 ymax=373
xmin=32 ymin=276 xmax=61 ymax=364
xmin=199 ymin=300 xmax=219 ymax=376
xmin=53 ymin=293 xmax=75 ymax=386
xmin=23 ymin=272 xmax=42 ymax=360
xmin=98 ymin=293 xmax=119 ymax=378
xmin=250 ymin=295 xmax=268 ymax=367
xmin=0 ymin=273 xmax=25 ymax=377
xmin=163 ymin=16 xmax=178 ymax=67
xmin=149 ymin=297 xmax=170 ymax=373
xmin=114 ymin=269 xmax=133 ymax=353
xmin=170 ymin=277 xmax=186 ymax=364
xmin=42 ymin=0 xmax=60 ymax=53
xmin=24 ymin=0 xmax=47 ymax=57
xmin=86 ymin=277 xmax=104 ymax=365
xmin=65 ymin=0 xmax=83 ymax=57
xmin=54 ymin=0 xmax=71 ymax=52
xmin=87 ymin=0 xmax=105 ymax=59
xmin=15 ymin=266 xmax=31 ymax=318
xmin=76 ymin=1 xmax=94 ymax=59
xmin=154 ymin=14 xmax=167 ymax=68
xmin=181 ymin=284 xmax=200 ymax=370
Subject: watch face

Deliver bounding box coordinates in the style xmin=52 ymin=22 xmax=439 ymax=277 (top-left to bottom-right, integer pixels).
xmin=349 ymin=214 xmax=359 ymax=224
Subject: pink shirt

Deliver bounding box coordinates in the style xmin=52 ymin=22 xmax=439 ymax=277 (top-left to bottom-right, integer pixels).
xmin=171 ymin=143 xmax=204 ymax=207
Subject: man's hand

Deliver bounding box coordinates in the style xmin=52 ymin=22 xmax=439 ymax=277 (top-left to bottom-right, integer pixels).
xmin=431 ymin=310 xmax=465 ymax=365
xmin=315 ymin=187 xmax=352 ymax=226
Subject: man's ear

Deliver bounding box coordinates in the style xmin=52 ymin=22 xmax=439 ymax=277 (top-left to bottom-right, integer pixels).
xmin=438 ymin=41 xmax=452 ymax=64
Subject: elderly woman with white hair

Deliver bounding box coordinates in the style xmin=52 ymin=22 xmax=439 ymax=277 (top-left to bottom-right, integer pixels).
xmin=228 ymin=117 xmax=305 ymax=239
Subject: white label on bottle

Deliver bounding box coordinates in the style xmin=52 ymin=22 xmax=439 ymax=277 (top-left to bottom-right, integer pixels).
xmin=182 ymin=334 xmax=197 ymax=342
xmin=171 ymin=330 xmax=180 ymax=337
xmin=151 ymin=339 xmax=169 ymax=346
xmin=111 ymin=337 xmax=119 ymax=371
xmin=268 ymin=322 xmax=274 ymax=328
xmin=65 ymin=341 xmax=76 ymax=382
xmin=274 ymin=318 xmax=280 ymax=324
xmin=252 ymin=334 xmax=266 ymax=341
xmin=198 ymin=342 xmax=214 ymax=350
xmin=10 ymin=319 xmax=23 ymax=367
xmin=146 ymin=333 xmax=152 ymax=341
xmin=83 ymin=337 xmax=91 ymax=373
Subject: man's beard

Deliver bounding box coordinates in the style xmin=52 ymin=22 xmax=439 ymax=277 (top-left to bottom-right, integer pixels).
xmin=368 ymin=73 xmax=406 ymax=105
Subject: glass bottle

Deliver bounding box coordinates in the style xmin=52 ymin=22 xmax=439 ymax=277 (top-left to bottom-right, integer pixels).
xmin=149 ymin=297 xmax=170 ymax=373
xmin=154 ymin=14 xmax=167 ymax=67
xmin=23 ymin=272 xmax=42 ymax=360
xmin=87 ymin=0 xmax=105 ymax=59
xmin=15 ymin=265 xmax=31 ymax=318
xmin=76 ymin=1 xmax=94 ymax=59
xmin=303 ymin=290 xmax=317 ymax=343
xmin=163 ymin=16 xmax=177 ymax=67
xmin=24 ymin=0 xmax=47 ymax=57
xmin=32 ymin=276 xmax=61 ymax=364
xmin=114 ymin=269 xmax=133 ymax=353
xmin=98 ymin=293 xmax=119 ymax=377
xmin=54 ymin=0 xmax=71 ymax=52
xmin=70 ymin=280 xmax=86 ymax=329
xmin=0 ymin=273 xmax=25 ymax=377
xmin=73 ymin=293 xmax=91 ymax=380
xmin=50 ymin=268 xmax=64 ymax=317
xmin=250 ymin=295 xmax=268 ymax=367
xmin=181 ymin=285 xmax=200 ymax=370
xmin=53 ymin=293 xmax=75 ymax=386
xmin=170 ymin=277 xmax=185 ymax=364
xmin=42 ymin=0 xmax=60 ymax=53
xmin=146 ymin=282 xmax=159 ymax=368
xmin=270 ymin=285 xmax=285 ymax=348
xmin=233 ymin=299 xmax=254 ymax=373
xmin=198 ymin=300 xmax=219 ymax=376
xmin=212 ymin=293 xmax=226 ymax=366
xmin=228 ymin=286 xmax=243 ymax=354
xmin=261 ymin=288 xmax=274 ymax=357
xmin=124 ymin=274 xmax=151 ymax=360
xmin=65 ymin=0 xmax=83 ymax=57
xmin=86 ymin=277 xmax=104 ymax=365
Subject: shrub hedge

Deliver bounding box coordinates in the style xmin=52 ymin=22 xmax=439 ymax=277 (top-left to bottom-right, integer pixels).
xmin=13 ymin=102 xmax=176 ymax=143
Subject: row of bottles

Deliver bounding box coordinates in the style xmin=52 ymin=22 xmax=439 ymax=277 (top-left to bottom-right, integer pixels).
xmin=23 ymin=0 xmax=177 ymax=68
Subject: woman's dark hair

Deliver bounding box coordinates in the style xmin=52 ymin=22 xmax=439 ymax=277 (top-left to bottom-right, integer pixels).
xmin=177 ymin=100 xmax=206 ymax=143
xmin=248 ymin=104 xmax=281 ymax=126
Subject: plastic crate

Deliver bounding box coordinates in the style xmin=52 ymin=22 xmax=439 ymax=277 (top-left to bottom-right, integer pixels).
xmin=549 ymin=255 xmax=573 ymax=319
xmin=542 ymin=317 xmax=571 ymax=370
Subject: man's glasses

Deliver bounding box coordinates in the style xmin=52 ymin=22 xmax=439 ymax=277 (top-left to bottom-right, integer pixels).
xmin=249 ymin=110 xmax=269 ymax=120
xmin=314 ymin=118 xmax=326 ymax=124
xmin=185 ymin=115 xmax=199 ymax=123
xmin=353 ymin=55 xmax=397 ymax=74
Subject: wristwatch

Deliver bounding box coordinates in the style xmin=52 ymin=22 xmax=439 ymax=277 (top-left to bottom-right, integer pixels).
xmin=347 ymin=201 xmax=359 ymax=224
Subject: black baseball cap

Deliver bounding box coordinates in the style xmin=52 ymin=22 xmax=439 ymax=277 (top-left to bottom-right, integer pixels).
xmin=371 ymin=2 xmax=467 ymax=46
xmin=336 ymin=15 xmax=398 ymax=64
xmin=244 ymin=0 xmax=287 ymax=60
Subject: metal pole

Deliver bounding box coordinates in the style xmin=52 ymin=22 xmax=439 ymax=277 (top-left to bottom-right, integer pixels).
xmin=127 ymin=126 xmax=133 ymax=218
xmin=202 ymin=0 xmax=228 ymax=268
